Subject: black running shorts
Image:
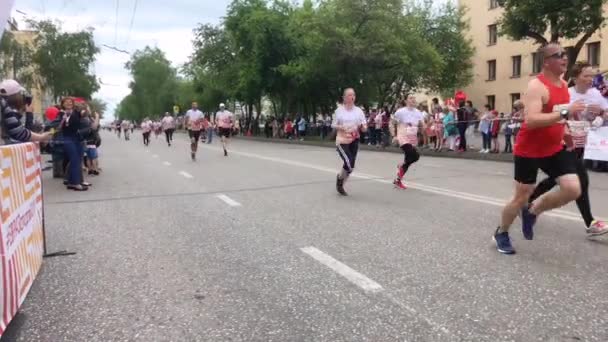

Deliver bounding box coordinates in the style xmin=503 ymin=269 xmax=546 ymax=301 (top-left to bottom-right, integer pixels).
xmin=218 ymin=128 xmax=232 ymax=138
xmin=188 ymin=130 xmax=201 ymax=141
xmin=514 ymin=147 xmax=578 ymax=185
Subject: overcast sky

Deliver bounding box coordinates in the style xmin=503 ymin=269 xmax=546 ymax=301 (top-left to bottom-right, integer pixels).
xmin=11 ymin=0 xmax=231 ymax=120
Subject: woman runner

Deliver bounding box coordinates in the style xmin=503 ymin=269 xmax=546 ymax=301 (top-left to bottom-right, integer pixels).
xmin=392 ymin=95 xmax=425 ymax=189
xmin=333 ymin=88 xmax=368 ymax=196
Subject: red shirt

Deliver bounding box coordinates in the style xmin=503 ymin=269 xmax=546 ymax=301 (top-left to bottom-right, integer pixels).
xmin=514 ymin=74 xmax=568 ymax=158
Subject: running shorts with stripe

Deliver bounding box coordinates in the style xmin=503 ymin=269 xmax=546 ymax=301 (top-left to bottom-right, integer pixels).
xmin=337 ymin=140 xmax=359 ymax=174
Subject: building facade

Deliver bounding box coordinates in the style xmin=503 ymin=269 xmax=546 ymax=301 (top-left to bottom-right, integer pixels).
xmin=460 ymin=0 xmax=608 ymax=114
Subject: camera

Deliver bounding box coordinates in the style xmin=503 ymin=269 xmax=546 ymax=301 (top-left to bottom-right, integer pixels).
xmin=24 ymin=93 xmax=33 ymax=106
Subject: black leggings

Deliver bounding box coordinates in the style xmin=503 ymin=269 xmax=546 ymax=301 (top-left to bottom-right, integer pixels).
xmin=529 ymin=148 xmax=594 ymax=227
xmin=400 ymin=144 xmax=420 ymax=175
xmin=165 ymin=129 xmax=174 ymax=144
xmin=143 ymin=132 xmax=150 ymax=146
xmin=337 ymin=140 xmax=359 ymax=174
xmin=457 ymin=123 xmax=467 ymax=151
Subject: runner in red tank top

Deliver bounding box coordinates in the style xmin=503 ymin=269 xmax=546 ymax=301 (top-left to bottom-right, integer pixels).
xmin=493 ymin=44 xmax=585 ymax=255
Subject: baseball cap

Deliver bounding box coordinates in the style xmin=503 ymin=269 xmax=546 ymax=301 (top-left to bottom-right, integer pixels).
xmin=0 ymin=80 xmax=25 ymax=96
xmin=219 ymin=103 xmax=225 ymax=108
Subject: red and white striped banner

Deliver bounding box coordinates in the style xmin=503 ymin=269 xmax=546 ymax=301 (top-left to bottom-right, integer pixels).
xmin=0 ymin=143 xmax=44 ymax=336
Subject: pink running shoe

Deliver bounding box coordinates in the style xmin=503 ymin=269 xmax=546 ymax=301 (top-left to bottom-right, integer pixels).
xmin=393 ymin=179 xmax=407 ymax=190
xmin=587 ymin=220 xmax=608 ymax=236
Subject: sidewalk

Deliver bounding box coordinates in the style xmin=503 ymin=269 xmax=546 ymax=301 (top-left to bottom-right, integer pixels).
xmin=233 ymin=135 xmax=514 ymax=163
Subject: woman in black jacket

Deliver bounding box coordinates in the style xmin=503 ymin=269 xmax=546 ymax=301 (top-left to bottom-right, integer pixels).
xmin=59 ymin=97 xmax=87 ymax=191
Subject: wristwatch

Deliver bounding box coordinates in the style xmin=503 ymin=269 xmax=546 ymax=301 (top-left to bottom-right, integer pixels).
xmin=560 ymin=108 xmax=569 ymax=120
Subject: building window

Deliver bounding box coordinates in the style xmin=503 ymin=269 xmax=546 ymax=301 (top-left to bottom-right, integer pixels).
xmin=588 ymin=42 xmax=601 ymax=67
xmin=490 ymin=0 xmax=499 ymax=9
xmin=532 ymin=52 xmax=542 ymax=74
xmin=511 ymin=93 xmax=521 ymax=107
xmin=512 ymin=55 xmax=521 ymax=77
xmin=488 ymin=25 xmax=497 ymax=46
xmin=487 ymin=60 xmax=496 ymax=81
xmin=486 ymin=95 xmax=496 ymax=110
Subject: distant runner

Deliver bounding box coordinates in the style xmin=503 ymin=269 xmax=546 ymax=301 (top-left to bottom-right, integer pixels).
xmin=185 ymin=101 xmax=204 ymax=161
xmin=215 ymin=103 xmax=234 ymax=157
xmin=141 ymin=118 xmax=152 ymax=146
xmin=161 ymin=112 xmax=176 ymax=147
xmin=121 ymin=119 xmax=131 ymax=141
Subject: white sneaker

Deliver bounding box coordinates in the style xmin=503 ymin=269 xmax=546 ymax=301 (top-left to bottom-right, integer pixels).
xmin=479 ymin=149 xmax=485 ymax=153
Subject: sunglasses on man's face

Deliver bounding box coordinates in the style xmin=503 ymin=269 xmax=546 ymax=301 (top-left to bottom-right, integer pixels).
xmin=545 ymin=51 xmax=567 ymax=59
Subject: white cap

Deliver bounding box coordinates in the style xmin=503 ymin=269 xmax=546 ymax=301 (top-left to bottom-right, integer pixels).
xmin=219 ymin=103 xmax=225 ymax=108
xmin=0 ymin=80 xmax=25 ymax=96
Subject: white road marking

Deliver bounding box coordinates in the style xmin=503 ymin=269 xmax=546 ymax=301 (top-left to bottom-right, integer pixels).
xmin=216 ymin=194 xmax=241 ymax=207
xmin=163 ymin=161 xmax=171 ymax=166
xmin=300 ymin=247 xmax=383 ymax=293
xmin=152 ymin=154 xmax=159 ymax=158
xmin=179 ymin=171 xmax=193 ymax=179
xmin=206 ymin=147 xmax=599 ymax=223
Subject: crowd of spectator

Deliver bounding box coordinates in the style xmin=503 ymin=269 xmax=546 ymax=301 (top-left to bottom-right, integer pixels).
xmin=259 ymin=98 xmax=528 ymax=154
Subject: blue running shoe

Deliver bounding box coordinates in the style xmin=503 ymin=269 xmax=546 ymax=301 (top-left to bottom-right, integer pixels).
xmin=521 ymin=205 xmax=537 ymax=240
xmin=493 ymin=227 xmax=516 ymax=254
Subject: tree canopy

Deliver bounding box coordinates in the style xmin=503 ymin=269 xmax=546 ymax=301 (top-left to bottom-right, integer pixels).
xmin=187 ymin=0 xmax=474 ymax=120
xmin=116 ymin=47 xmax=183 ymax=122
xmin=498 ymin=0 xmax=608 ymax=75
xmin=27 ymin=20 xmax=100 ymax=101
xmin=118 ymin=0 xmax=474 ymax=124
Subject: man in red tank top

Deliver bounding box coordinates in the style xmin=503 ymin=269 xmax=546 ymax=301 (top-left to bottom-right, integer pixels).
xmin=493 ymin=44 xmax=585 ymax=254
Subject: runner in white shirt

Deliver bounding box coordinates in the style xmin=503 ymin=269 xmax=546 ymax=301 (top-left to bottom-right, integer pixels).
xmin=161 ymin=112 xmax=176 ymax=147
xmin=121 ymin=120 xmax=131 ymax=141
xmin=333 ymin=88 xmax=368 ymax=196
xmin=141 ymin=118 xmax=152 ymax=146
xmin=185 ymin=101 xmax=205 ymax=161
xmin=215 ymin=103 xmax=234 ymax=156
xmin=391 ymin=95 xmax=425 ymax=189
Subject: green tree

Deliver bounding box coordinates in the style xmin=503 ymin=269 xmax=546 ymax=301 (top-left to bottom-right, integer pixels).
xmin=119 ymin=46 xmax=178 ymax=121
xmin=88 ymin=98 xmax=107 ymax=118
xmin=28 ymin=20 xmax=100 ymax=101
xmin=187 ymin=0 xmax=474 ymax=120
xmin=409 ymin=0 xmax=475 ymax=98
xmin=0 ymin=31 xmax=34 ymax=88
xmin=498 ymin=0 xmax=608 ymax=76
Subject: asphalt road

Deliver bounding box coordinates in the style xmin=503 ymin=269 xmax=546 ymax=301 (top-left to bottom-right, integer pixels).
xmin=3 ymin=130 xmax=608 ymax=342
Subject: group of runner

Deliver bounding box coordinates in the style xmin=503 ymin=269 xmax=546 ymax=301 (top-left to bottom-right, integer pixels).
xmin=184 ymin=102 xmax=234 ymax=160
xmin=332 ymin=43 xmax=607 ymax=255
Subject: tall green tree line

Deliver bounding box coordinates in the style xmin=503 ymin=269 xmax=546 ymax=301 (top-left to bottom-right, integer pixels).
xmin=118 ymin=0 xmax=476 ymax=124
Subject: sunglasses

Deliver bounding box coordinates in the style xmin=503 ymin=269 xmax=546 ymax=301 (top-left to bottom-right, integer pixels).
xmin=545 ymin=51 xmax=567 ymax=59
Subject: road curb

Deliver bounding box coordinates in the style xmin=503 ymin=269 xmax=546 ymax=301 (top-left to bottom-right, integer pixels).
xmin=232 ymin=136 xmax=514 ymax=163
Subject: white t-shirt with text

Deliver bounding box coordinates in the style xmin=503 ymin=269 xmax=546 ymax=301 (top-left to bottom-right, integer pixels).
xmin=332 ymin=105 xmax=366 ymax=145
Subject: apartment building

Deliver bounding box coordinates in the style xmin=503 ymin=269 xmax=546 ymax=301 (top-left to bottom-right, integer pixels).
xmin=460 ymin=0 xmax=608 ymax=113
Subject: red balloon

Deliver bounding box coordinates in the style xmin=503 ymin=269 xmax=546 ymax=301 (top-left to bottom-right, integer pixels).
xmin=45 ymin=106 xmax=59 ymax=121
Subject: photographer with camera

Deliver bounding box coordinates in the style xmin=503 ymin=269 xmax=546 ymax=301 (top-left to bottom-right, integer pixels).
xmin=0 ymin=79 xmax=52 ymax=145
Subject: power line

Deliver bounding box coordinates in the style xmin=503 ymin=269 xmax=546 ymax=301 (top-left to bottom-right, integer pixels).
xmin=126 ymin=0 xmax=138 ymax=44
xmin=114 ymin=0 xmax=120 ymax=45
xmin=102 ymin=44 xmax=130 ymax=55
